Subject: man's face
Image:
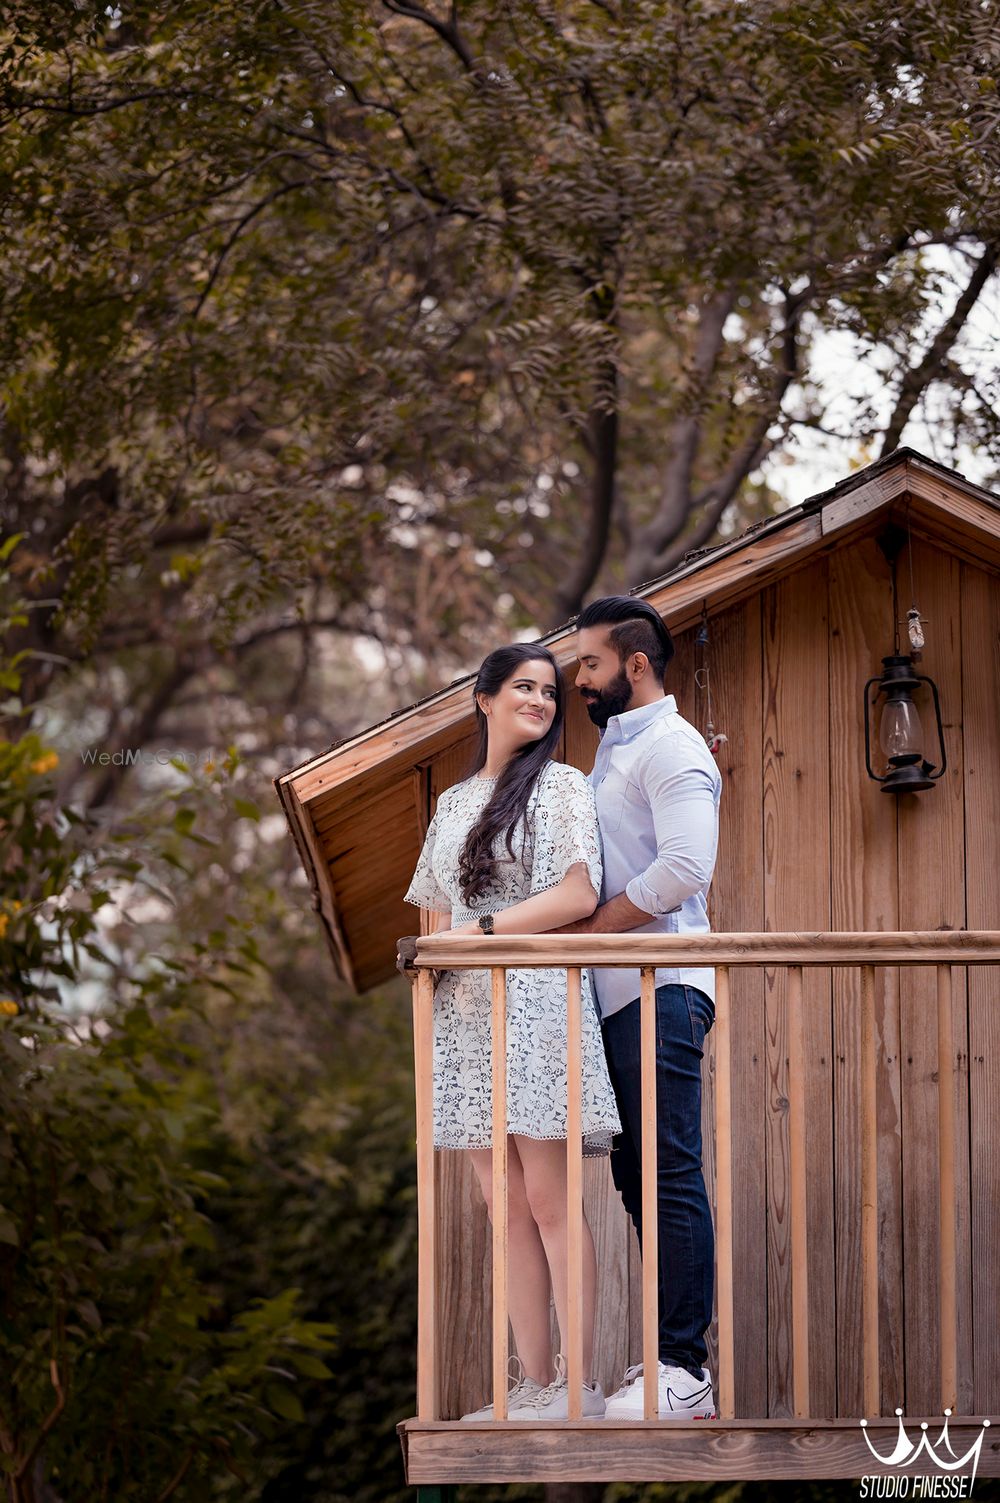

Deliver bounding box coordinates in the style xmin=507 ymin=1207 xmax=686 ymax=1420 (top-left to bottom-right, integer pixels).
xmin=574 ymin=625 xmax=633 ymax=728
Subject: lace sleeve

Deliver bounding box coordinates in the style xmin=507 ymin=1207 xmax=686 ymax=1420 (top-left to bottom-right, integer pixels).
xmin=404 ymin=810 xmax=452 ymax=912
xmin=529 ymin=764 xmax=603 ymax=901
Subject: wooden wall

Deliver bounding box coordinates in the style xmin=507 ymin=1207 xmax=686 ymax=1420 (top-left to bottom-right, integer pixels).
xmin=427 ymin=530 xmax=1000 ymax=1420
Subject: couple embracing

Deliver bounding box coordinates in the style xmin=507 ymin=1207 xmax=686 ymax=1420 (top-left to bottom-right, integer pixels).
xmin=400 ymin=596 xmax=722 ymax=1421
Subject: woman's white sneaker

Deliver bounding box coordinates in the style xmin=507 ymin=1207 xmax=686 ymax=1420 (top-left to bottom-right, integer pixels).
xmin=460 ymin=1357 xmax=543 ymax=1421
xmin=603 ymin=1362 xmax=716 ymax=1419
xmin=507 ymin=1355 xmax=607 ymax=1420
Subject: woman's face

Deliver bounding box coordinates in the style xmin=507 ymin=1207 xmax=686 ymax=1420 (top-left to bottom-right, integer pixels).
xmin=478 ymin=659 xmax=558 ymax=750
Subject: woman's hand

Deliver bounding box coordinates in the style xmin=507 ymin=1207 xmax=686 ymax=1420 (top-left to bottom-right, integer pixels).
xmin=396 ymin=935 xmax=420 ymax=975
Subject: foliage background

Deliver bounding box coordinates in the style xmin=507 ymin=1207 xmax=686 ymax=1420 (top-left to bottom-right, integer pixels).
xmin=2 ymin=2 xmax=1000 ymax=1500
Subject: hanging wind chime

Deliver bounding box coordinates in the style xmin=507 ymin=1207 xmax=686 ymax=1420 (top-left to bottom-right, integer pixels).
xmin=696 ymin=603 xmax=728 ymax=757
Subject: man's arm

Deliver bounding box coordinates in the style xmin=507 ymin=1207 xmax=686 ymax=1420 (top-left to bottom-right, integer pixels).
xmin=556 ymin=748 xmax=719 ymax=936
xmin=554 ymin=888 xmax=652 ymax=935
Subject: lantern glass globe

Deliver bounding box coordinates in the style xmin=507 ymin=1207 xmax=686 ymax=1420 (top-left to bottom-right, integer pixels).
xmin=880 ymin=697 xmax=923 ymax=762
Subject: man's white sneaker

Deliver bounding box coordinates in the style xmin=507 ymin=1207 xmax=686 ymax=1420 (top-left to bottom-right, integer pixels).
xmin=460 ymin=1357 xmax=543 ymax=1421
xmin=603 ymin=1362 xmax=716 ymax=1420
xmin=507 ymin=1354 xmax=607 ymax=1420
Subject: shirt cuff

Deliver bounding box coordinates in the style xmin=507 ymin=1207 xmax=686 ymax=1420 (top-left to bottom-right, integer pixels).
xmin=625 ymin=872 xmax=683 ymax=918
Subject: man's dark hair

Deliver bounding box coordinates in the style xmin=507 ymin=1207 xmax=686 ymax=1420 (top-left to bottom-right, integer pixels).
xmin=576 ymin=595 xmax=675 ymax=680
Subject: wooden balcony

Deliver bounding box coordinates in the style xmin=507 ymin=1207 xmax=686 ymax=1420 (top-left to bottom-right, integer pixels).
xmin=398 ymin=932 xmax=1000 ymax=1488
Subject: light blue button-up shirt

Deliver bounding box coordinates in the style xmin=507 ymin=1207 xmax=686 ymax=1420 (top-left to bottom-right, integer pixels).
xmin=589 ymin=694 xmax=722 ymax=1021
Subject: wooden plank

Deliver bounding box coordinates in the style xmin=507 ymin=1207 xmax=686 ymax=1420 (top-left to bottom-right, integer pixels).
xmin=562 ymin=675 xmax=599 ymax=774
xmin=273 ymin=776 xmax=356 ymax=986
xmin=960 ymin=562 xmax=1000 ymax=1417
xmin=708 ymin=595 xmax=766 ymax=1419
xmin=896 ymin=544 xmax=970 ymax=1417
xmin=714 ymin=965 xmax=735 ymax=1419
xmin=906 ymin=465 xmax=1000 ymax=570
xmin=859 ymin=965 xmax=880 ymax=1419
xmin=430 ymin=737 xmax=479 ymax=805
xmin=786 ymin=964 xmax=810 ymax=1418
xmin=828 ymin=534 xmax=904 ymax=1417
xmin=313 ymin=771 xmax=422 ymax=838
xmin=435 ymin=1151 xmax=493 ymax=1420
xmin=640 ymin=967 xmax=659 ymax=1419
xmin=937 ymin=964 xmax=958 ymax=1412
xmin=414 ymin=968 xmax=438 ymax=1419
xmin=414 ymin=932 xmax=1000 ymax=967
xmin=491 ymin=967 xmax=509 ymax=1421
xmin=565 ymin=967 xmax=584 ymax=1419
xmin=582 ymin=1154 xmax=632 ymax=1396
xmin=399 ymin=1418 xmax=1000 ymax=1484
xmin=818 ymin=465 xmax=908 ymax=536
xmin=762 ymin=561 xmax=835 ymax=1418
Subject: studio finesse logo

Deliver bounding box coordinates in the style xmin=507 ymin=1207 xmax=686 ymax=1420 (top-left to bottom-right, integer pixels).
xmin=859 ymin=1408 xmax=992 ymax=1498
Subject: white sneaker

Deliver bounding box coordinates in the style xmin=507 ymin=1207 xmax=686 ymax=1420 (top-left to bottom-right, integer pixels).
xmin=507 ymin=1354 xmax=606 ymax=1420
xmin=604 ymin=1362 xmax=716 ymax=1420
xmin=460 ymin=1356 xmax=544 ymax=1421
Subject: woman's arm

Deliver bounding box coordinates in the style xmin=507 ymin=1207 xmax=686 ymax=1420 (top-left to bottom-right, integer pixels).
xmin=450 ymin=861 xmax=597 ymax=937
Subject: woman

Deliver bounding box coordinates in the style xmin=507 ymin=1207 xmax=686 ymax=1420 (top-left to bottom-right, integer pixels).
xmin=401 ymin=643 xmax=621 ymax=1421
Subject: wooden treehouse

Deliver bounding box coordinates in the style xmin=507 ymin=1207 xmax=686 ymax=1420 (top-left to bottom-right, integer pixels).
xmin=275 ymin=449 xmax=1000 ymax=1487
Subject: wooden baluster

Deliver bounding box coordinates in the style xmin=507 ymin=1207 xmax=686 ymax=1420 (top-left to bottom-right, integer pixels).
xmin=566 ymin=967 xmax=584 ymax=1419
xmin=937 ymin=963 xmax=957 ymax=1412
xmin=413 ymin=967 xmax=438 ymax=1419
xmin=860 ymin=963 xmax=880 ymax=1417
xmin=787 ymin=963 xmax=810 ymax=1418
xmin=714 ymin=965 xmax=735 ymax=1420
xmin=491 ymin=965 xmax=509 ymax=1420
xmin=640 ymin=966 xmax=659 ymax=1419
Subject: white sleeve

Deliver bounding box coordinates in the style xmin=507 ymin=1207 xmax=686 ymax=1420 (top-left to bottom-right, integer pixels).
xmin=529 ymin=765 xmax=603 ymax=901
xmin=625 ymin=746 xmax=719 ymax=916
xmin=404 ymin=810 xmax=452 ymax=911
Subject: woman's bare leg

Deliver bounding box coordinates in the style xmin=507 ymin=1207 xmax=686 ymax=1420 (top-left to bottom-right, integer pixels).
xmin=514 ymin=1135 xmax=598 ymax=1379
xmin=468 ymin=1140 xmax=554 ymax=1384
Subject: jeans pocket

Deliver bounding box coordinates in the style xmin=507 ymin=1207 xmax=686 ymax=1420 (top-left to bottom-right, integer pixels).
xmin=684 ymin=987 xmax=714 ymax=1053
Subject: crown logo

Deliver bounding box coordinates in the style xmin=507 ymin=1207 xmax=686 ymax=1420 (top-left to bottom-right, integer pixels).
xmin=860 ymin=1410 xmax=992 ymax=1488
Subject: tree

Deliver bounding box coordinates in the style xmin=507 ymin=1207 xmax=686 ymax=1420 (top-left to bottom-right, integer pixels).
xmin=0 ymin=603 xmax=346 ymax=1502
xmin=1 ymin=0 xmax=998 ymax=724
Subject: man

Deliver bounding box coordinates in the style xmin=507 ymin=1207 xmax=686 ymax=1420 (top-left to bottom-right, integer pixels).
xmin=563 ymin=595 xmax=722 ymax=1420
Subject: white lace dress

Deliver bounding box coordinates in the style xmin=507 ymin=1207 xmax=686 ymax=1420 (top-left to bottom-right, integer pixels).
xmin=405 ymin=761 xmax=622 ymax=1156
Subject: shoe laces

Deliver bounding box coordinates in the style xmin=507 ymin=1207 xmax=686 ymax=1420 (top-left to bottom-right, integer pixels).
xmin=618 ymin=1362 xmax=645 ymax=1387
xmin=516 ymin=1353 xmax=568 ymax=1411
xmin=505 ymin=1356 xmax=542 ymax=1405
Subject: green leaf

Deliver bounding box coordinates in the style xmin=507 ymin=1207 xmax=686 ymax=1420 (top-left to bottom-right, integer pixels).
xmin=265 ymin=1384 xmax=305 ymax=1423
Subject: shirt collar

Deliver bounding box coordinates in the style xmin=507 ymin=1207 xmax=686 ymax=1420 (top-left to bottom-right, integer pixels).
xmin=602 ymin=694 xmax=677 ymax=744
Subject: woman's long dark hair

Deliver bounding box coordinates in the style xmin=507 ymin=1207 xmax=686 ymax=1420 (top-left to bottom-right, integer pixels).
xmin=458 ymin=643 xmax=564 ymax=906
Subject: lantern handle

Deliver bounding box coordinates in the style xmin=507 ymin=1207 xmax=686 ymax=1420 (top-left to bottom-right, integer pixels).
xmin=863 ymin=676 xmax=883 ymax=782
xmin=915 ymin=673 xmax=948 ymax=779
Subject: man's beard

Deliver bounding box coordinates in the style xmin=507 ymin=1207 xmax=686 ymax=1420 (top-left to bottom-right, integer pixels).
xmin=581 ymin=670 xmax=633 ymax=728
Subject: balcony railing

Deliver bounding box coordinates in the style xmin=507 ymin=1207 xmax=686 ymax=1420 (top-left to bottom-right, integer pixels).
xmin=407 ymin=931 xmax=1000 ymax=1434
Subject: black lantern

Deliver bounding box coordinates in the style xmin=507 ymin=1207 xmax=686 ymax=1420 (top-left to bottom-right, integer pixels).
xmin=863 ymin=654 xmax=947 ymax=794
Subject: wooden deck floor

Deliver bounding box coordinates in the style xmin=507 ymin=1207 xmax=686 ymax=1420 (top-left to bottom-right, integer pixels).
xmin=399 ymin=1417 xmax=1000 ymax=1484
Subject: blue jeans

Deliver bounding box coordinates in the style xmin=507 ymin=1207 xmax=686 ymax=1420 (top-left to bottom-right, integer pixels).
xmin=602 ymin=983 xmax=715 ymax=1379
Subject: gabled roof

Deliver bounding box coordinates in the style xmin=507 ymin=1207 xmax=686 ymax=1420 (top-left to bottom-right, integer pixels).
xmin=274 ymin=448 xmax=1000 ymax=989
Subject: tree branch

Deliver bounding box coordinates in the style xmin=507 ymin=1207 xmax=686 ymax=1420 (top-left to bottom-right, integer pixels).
xmin=551 ymin=360 xmax=619 ymax=622
xmin=380 ymin=0 xmax=476 ymax=72
xmin=625 ymin=288 xmax=735 ymax=577
xmin=878 ymin=242 xmax=998 ymax=456
xmin=632 ymin=288 xmax=805 ymax=581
